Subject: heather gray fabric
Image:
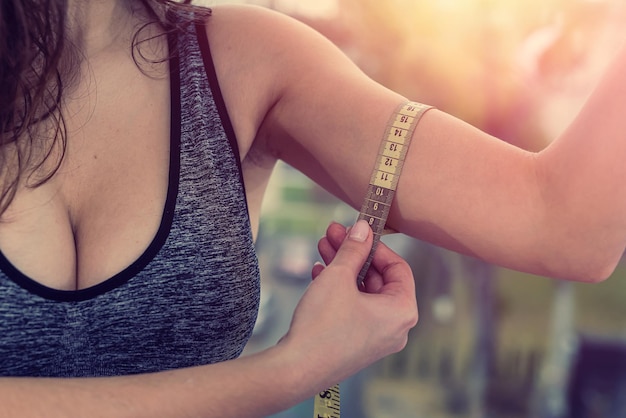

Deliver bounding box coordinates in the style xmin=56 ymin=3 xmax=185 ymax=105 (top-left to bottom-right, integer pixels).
xmin=0 ymin=12 xmax=261 ymax=377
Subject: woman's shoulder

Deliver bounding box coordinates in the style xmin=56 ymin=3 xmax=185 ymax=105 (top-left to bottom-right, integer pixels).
xmin=203 ymin=4 xmax=346 ymax=70
xmin=204 ymin=3 xmax=311 ymax=36
xmin=198 ymin=3 xmax=356 ymax=157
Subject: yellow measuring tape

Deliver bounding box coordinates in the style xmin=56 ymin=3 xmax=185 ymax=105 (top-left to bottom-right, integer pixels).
xmin=313 ymin=101 xmax=433 ymax=417
xmin=313 ymin=385 xmax=341 ymax=418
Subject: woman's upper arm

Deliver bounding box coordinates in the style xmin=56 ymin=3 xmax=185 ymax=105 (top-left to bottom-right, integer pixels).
xmin=206 ymin=5 xmax=617 ymax=281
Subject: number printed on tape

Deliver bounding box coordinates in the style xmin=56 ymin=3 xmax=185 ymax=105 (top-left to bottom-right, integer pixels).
xmin=357 ymin=101 xmax=433 ymax=284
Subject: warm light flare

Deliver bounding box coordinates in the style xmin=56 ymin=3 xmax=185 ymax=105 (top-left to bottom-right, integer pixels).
xmin=324 ymin=0 xmax=623 ymax=149
xmin=204 ymin=0 xmax=625 ymax=149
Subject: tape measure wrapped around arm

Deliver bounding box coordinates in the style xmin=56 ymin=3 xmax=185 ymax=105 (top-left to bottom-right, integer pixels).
xmin=313 ymin=101 xmax=433 ymax=418
xmin=356 ymin=101 xmax=433 ymax=284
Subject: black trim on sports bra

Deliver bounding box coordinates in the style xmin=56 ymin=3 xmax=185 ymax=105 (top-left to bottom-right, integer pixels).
xmin=0 ymin=31 xmax=183 ymax=302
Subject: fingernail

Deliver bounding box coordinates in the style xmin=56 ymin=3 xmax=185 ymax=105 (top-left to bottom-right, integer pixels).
xmin=348 ymin=220 xmax=369 ymax=242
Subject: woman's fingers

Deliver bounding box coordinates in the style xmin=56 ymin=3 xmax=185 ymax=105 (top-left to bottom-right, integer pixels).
xmin=322 ymin=220 xmax=372 ymax=277
xmin=319 ymin=222 xmax=407 ymax=292
xmin=311 ymin=262 xmax=325 ymax=279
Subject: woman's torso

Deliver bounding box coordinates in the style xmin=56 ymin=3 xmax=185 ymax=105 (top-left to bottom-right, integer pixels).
xmin=0 ymin=9 xmax=262 ymax=377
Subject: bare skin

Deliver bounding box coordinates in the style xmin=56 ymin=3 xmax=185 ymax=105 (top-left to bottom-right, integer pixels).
xmin=1 ymin=0 xmax=626 ymax=416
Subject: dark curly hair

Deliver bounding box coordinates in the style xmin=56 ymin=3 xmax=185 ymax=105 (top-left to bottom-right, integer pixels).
xmin=0 ymin=0 xmax=209 ymax=217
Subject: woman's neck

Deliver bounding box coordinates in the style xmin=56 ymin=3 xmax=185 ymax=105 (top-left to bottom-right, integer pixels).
xmin=66 ymin=0 xmax=137 ymax=58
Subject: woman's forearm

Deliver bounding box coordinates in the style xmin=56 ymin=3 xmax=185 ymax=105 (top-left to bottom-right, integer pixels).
xmin=0 ymin=346 xmax=309 ymax=418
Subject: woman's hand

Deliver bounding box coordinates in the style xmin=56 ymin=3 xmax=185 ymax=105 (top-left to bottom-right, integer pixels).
xmin=278 ymin=220 xmax=418 ymax=392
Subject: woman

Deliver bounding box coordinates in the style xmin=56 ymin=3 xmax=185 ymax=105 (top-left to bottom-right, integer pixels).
xmin=0 ymin=0 xmax=623 ymax=416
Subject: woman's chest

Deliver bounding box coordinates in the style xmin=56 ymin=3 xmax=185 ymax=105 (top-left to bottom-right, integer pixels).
xmin=0 ymin=73 xmax=171 ymax=291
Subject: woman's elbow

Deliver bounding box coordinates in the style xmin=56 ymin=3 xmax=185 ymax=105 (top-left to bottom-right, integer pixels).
xmin=541 ymin=241 xmax=623 ymax=283
xmin=570 ymin=258 xmax=618 ymax=283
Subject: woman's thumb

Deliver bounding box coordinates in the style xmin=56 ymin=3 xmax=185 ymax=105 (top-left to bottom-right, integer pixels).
xmin=327 ymin=219 xmax=373 ymax=276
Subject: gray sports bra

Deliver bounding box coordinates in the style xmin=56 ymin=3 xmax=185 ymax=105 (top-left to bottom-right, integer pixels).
xmin=0 ymin=11 xmax=261 ymax=377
